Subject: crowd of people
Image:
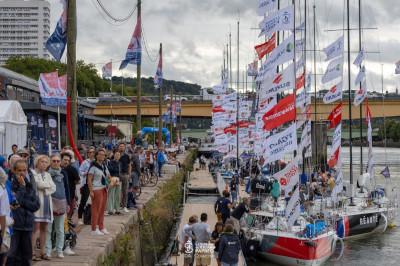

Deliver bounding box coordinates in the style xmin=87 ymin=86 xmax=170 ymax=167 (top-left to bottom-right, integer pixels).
xmin=0 ymin=138 xmax=175 ymax=265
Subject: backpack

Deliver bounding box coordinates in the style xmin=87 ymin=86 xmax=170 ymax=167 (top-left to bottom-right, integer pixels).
xmin=83 ymin=203 xmax=91 ymax=225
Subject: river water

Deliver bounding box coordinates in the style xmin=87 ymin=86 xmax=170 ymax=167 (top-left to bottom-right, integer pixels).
xmin=249 ymin=146 xmax=400 ymax=266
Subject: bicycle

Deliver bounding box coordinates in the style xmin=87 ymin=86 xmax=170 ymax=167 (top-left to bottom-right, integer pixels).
xmin=141 ymin=166 xmax=158 ymax=187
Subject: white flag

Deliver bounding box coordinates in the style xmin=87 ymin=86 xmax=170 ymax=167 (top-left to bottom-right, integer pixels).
xmin=258 ymin=0 xmax=278 ymax=16
xmin=259 ymin=5 xmax=294 ymax=37
xmin=296 ymin=88 xmax=308 ymax=108
xmin=354 ymin=65 xmax=366 ymax=85
xmin=285 ymin=186 xmax=301 ymax=226
xmin=258 ymin=34 xmax=295 ymax=80
xmin=321 ymin=56 xmax=343 ymax=84
xmin=323 ymin=81 xmax=343 ymax=104
xmin=331 ymin=123 xmax=342 ymax=152
xmin=260 ymin=63 xmax=295 ymax=99
xmin=353 ymin=80 xmax=367 ymax=106
xmin=332 ymin=170 xmax=344 ymax=203
xmin=353 ymin=48 xmax=365 ymax=66
xmin=222 ymin=92 xmax=237 ymax=103
xmin=323 ymin=36 xmax=344 ymax=61
xmin=212 ymin=84 xmax=226 ymax=94
xmin=264 ymin=123 xmax=297 ymax=163
xmin=273 ymin=157 xmax=299 ymax=196
xmin=396 ymin=60 xmax=400 ymax=75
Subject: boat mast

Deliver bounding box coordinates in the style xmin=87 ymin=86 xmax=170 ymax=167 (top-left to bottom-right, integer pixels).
xmin=303 ymin=0 xmax=307 ymax=174
xmin=313 ymin=4 xmax=317 ymax=169
xmin=358 ymin=0 xmax=363 ymax=175
xmin=236 ymin=20 xmax=240 ymax=171
xmin=347 ymin=0 xmax=355 ymax=204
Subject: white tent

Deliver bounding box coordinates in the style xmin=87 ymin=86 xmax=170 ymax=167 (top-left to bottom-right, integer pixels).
xmin=0 ymin=101 xmax=27 ymax=157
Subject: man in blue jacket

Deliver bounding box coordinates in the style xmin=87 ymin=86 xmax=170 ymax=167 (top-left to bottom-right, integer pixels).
xmin=7 ymin=159 xmax=40 ymax=266
xmin=217 ymin=224 xmax=241 ymax=266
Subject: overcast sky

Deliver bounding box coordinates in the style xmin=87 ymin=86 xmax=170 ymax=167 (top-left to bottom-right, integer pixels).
xmin=50 ymin=0 xmax=400 ymax=92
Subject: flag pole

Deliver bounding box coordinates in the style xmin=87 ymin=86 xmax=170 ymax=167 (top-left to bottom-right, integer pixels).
xmin=158 ymin=43 xmax=163 ymax=147
xmin=110 ymin=59 xmax=113 ymax=92
xmin=67 ymin=0 xmax=77 ymax=146
xmin=170 ymin=86 xmax=173 ymax=147
xmin=236 ymin=19 xmax=240 ymax=171
xmin=136 ymin=0 xmax=142 ymax=130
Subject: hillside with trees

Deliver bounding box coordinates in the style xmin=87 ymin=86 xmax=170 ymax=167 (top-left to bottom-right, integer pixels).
xmin=4 ymin=57 xmax=202 ymax=97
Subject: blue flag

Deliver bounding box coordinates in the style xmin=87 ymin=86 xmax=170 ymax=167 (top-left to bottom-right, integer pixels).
xmin=46 ymin=0 xmax=67 ymax=61
xmin=120 ymin=14 xmax=142 ymax=69
xmin=380 ymin=166 xmax=390 ymax=178
xmin=154 ymin=46 xmax=163 ymax=87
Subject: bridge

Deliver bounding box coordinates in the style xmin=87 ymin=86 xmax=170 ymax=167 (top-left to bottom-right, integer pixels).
xmin=93 ymin=98 xmax=400 ymax=120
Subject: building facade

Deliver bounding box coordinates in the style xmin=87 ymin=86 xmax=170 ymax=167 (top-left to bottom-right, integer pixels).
xmin=0 ymin=0 xmax=50 ymax=65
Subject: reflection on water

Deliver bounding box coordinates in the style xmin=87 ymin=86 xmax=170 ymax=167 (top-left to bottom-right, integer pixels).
xmin=251 ymin=147 xmax=400 ymax=266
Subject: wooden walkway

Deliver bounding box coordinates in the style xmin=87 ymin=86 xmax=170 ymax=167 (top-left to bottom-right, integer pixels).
xmin=170 ymin=167 xmax=246 ymax=266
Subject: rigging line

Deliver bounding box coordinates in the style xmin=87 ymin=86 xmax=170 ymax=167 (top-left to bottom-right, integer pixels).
xmin=90 ymin=0 xmax=128 ymax=26
xmin=140 ymin=21 xmax=158 ymax=63
xmin=96 ymin=0 xmax=137 ymax=22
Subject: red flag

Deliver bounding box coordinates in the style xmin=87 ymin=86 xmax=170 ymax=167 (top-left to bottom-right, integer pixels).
xmin=254 ymin=33 xmax=276 ymax=60
xmin=262 ymin=94 xmax=296 ymax=130
xmin=328 ymin=146 xmax=340 ymax=168
xmin=212 ymin=106 xmax=225 ymax=113
xmin=224 ymin=124 xmax=237 ymax=135
xmin=365 ymin=101 xmax=372 ymax=123
xmin=327 ymin=102 xmax=342 ymax=129
xmin=295 ymin=72 xmax=305 ymax=90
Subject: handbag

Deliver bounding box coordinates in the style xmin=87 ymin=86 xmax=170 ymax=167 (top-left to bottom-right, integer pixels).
xmin=52 ymin=197 xmax=67 ymax=216
xmin=83 ymin=204 xmax=91 ymax=225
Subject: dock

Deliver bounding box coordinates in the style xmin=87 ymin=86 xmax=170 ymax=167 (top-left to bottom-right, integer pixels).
xmin=169 ymin=164 xmax=246 ymax=266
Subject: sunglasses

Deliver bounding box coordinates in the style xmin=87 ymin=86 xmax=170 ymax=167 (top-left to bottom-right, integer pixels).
xmin=20 ymin=154 xmax=29 ymax=158
xmin=52 ymin=160 xmax=60 ymax=163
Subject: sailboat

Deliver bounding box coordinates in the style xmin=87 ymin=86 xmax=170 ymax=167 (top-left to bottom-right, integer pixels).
xmin=311 ymin=0 xmax=398 ymax=240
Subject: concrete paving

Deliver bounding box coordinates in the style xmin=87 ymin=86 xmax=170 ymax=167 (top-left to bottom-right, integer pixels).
xmin=34 ymin=154 xmax=187 ymax=266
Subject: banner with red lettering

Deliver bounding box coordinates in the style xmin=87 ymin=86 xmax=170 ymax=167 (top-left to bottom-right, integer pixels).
xmin=254 ymin=33 xmax=276 ymax=60
xmin=327 ymin=102 xmax=342 ymax=129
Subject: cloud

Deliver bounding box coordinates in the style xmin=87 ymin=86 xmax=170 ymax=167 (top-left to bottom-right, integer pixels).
xmin=49 ymin=0 xmax=400 ymax=92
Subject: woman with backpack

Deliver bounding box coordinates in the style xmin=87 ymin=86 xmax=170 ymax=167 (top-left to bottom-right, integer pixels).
xmin=87 ymin=148 xmax=111 ymax=236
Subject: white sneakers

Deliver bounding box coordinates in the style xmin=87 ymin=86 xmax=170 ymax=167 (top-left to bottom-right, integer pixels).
xmin=78 ymin=219 xmax=84 ymax=225
xmin=91 ymin=229 xmax=105 ymax=236
xmin=57 ymin=252 xmax=64 ymax=258
xmin=101 ymin=229 xmax=110 ymax=235
xmin=123 ymin=207 xmax=129 ymax=213
xmin=64 ymin=246 xmax=76 ymax=255
xmin=91 ymin=228 xmax=110 ymax=236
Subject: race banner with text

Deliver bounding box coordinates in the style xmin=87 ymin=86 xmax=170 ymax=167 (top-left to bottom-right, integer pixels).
xmin=260 ymin=63 xmax=294 ymax=99
xmin=323 ymin=82 xmax=343 ymax=104
xmin=264 ymin=123 xmax=297 ymax=163
xmin=262 ymin=94 xmax=296 ymax=131
xmin=259 ymin=4 xmax=294 ymax=37
xmin=272 ymin=157 xmax=299 ymax=196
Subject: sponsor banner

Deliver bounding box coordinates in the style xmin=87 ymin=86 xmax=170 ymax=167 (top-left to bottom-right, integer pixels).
xmin=154 ymin=46 xmax=163 ymax=87
xmin=264 ymin=123 xmax=297 ymax=163
xmin=285 ymin=186 xmax=300 ymax=226
xmin=255 ymin=33 xmax=276 ymax=59
xmin=259 ymin=5 xmax=294 ymax=37
xmin=260 ymin=63 xmax=294 ymax=99
xmin=263 ymin=94 xmax=296 ymax=131
xmin=353 ymin=80 xmax=367 ymax=106
xmin=331 ymin=123 xmax=342 ymax=152
xmin=38 ymin=71 xmax=66 ymax=106
xmin=259 ymin=95 xmax=277 ymax=111
xmin=258 ymin=0 xmax=278 ymax=16
xmin=296 ymin=88 xmax=307 ymax=108
xmin=328 ymin=146 xmax=341 ymax=168
xmin=332 ymin=170 xmax=343 ymax=202
xmin=323 ymin=35 xmax=344 ymax=61
xmin=257 ymin=34 xmax=295 ymax=81
xmin=353 ymin=48 xmax=365 ymax=67
xmin=323 ymin=81 xmax=343 ymax=104
xmin=328 ymin=102 xmax=343 ymax=129
xmin=214 ymin=134 xmax=228 ymax=145
xmin=321 ymin=56 xmax=343 ymax=84
xmin=273 ymin=157 xmax=299 ymax=196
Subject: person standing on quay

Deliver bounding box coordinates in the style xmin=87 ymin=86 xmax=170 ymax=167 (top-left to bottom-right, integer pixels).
xmin=88 ymin=149 xmax=111 ymax=236
xmin=106 ymin=151 xmax=122 ymax=215
xmin=192 ymin=213 xmax=212 ymax=266
xmin=46 ymin=154 xmax=70 ymax=258
xmin=217 ymin=224 xmax=241 ymax=266
xmin=31 ymin=155 xmax=56 ymax=261
xmin=78 ymin=147 xmax=95 ymax=224
xmin=118 ymin=143 xmax=131 ymax=213
xmin=7 ymin=160 xmax=40 ymax=265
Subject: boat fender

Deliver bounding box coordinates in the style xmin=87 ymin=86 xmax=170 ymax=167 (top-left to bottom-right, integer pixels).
xmin=381 ymin=213 xmax=388 ymax=233
xmin=331 ymin=236 xmax=344 ymax=261
xmin=304 ymin=240 xmax=317 ymax=247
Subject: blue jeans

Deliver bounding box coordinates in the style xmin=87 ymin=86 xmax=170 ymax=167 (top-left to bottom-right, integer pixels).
xmin=46 ymin=214 xmax=65 ymax=254
xmin=158 ymin=162 xmax=164 ymax=177
xmin=231 ymin=191 xmax=237 ymax=203
xmin=222 ymin=263 xmax=238 ymax=266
